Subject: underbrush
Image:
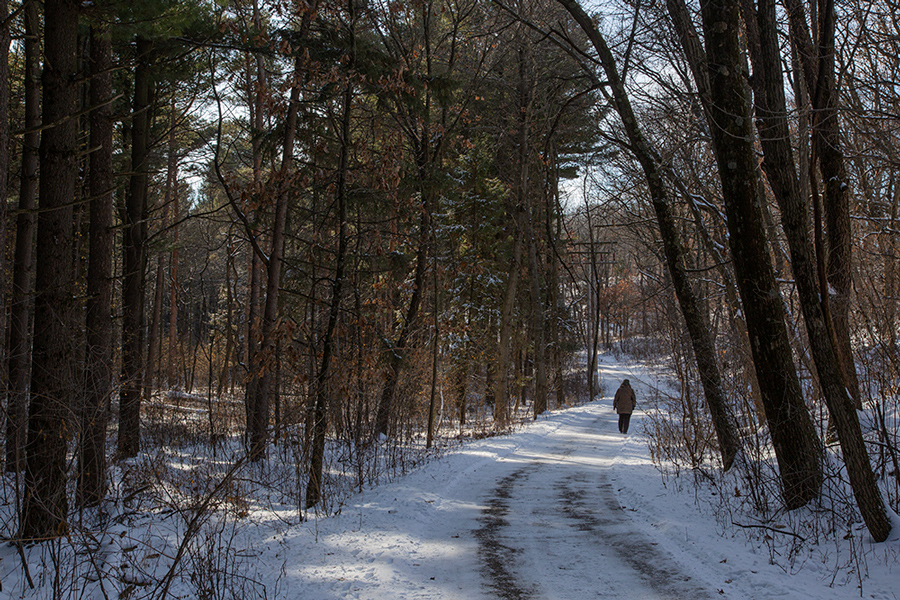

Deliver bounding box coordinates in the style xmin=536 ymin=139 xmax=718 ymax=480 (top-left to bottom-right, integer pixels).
xmin=629 ymin=340 xmax=900 ymax=595
xmin=0 ymin=382 xmax=554 ymax=599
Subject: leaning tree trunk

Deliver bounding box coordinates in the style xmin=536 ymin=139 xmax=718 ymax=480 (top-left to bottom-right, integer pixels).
xmin=559 ymin=0 xmax=741 ymax=472
xmin=78 ymin=23 xmax=115 ymax=507
xmin=743 ymin=0 xmax=890 ymax=541
xmin=6 ymin=0 xmax=39 ymax=473
xmin=697 ymin=0 xmax=822 ymax=507
xmin=783 ymin=0 xmax=860 ymax=407
xmin=21 ymin=0 xmax=80 ymax=540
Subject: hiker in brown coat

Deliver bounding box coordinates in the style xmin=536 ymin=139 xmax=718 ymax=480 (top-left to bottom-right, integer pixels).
xmin=613 ymin=379 xmax=636 ymax=434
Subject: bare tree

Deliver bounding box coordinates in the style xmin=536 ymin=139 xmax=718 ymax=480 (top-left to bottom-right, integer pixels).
xmin=558 ymin=0 xmax=742 ymax=471
xmin=742 ymin=0 xmax=890 ymax=540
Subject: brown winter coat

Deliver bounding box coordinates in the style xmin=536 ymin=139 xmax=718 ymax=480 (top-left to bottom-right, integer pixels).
xmin=613 ymin=382 xmax=636 ymax=414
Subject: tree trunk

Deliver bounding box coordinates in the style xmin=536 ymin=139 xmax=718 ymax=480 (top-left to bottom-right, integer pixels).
xmin=307 ymin=77 xmax=351 ymax=509
xmin=743 ymin=0 xmax=890 ymax=541
xmin=426 ymin=244 xmax=441 ymax=448
xmin=373 ymin=15 xmax=440 ymax=437
xmin=247 ymin=0 xmax=274 ymax=460
xmin=547 ymin=157 xmax=566 ymax=408
xmin=78 ymin=24 xmax=115 ymax=507
xmin=559 ymin=0 xmax=741 ymax=472
xmin=6 ymin=0 xmax=39 ymax=473
xmin=586 ymin=204 xmax=602 ymax=401
xmin=698 ymin=0 xmax=822 ymax=506
xmin=682 ymin=188 xmax=765 ymax=422
xmin=513 ymin=45 xmax=547 ymax=418
xmin=168 ymin=186 xmax=180 ymax=388
xmin=217 ymin=230 xmax=237 ymax=398
xmin=148 ymin=103 xmax=178 ymax=396
xmin=374 ymin=209 xmax=429 ymax=437
xmin=783 ymin=0 xmax=860 ymax=408
xmin=526 ymin=208 xmax=548 ymax=418
xmin=493 ymin=209 xmax=524 ymax=428
xmin=249 ymin=44 xmax=299 ymax=459
xmin=22 ymin=0 xmax=80 ymax=540
xmin=815 ymin=0 xmax=859 ymax=409
xmin=0 ymin=0 xmax=9 ymax=388
xmin=118 ymin=36 xmax=154 ymax=458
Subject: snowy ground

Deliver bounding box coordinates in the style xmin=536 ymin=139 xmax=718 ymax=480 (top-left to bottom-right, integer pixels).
xmin=251 ymin=353 xmax=899 ymax=600
xmin=2 ymin=352 xmax=900 ymax=599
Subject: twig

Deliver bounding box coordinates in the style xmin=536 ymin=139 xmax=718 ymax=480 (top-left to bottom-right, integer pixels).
xmin=732 ymin=521 xmax=806 ymax=541
xmin=15 ymin=539 xmax=35 ymax=589
xmin=154 ymin=455 xmax=247 ymax=600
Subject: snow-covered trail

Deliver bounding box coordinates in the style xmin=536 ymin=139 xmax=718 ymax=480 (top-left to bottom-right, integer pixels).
xmin=271 ymin=400 xmax=714 ymax=600
xmin=260 ymin=362 xmax=736 ymax=600
xmin=254 ymin=356 xmax=898 ymax=600
xmin=471 ymin=407 xmax=714 ymax=600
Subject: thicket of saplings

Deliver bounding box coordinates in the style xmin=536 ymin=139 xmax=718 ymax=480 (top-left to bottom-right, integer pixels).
xmin=639 ymin=293 xmax=900 ymax=584
xmin=0 ymin=326 xmax=591 ymax=598
xmin=4 ymin=288 xmax=898 ymax=596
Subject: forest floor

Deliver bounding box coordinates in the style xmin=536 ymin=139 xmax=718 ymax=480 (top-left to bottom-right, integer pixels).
xmin=2 ymin=351 xmax=899 ymax=599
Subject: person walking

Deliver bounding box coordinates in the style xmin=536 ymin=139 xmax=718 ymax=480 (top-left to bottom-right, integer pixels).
xmin=613 ymin=379 xmax=636 ymax=434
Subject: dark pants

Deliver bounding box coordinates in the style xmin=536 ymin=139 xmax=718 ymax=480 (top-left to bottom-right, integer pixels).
xmin=618 ymin=413 xmax=632 ymax=434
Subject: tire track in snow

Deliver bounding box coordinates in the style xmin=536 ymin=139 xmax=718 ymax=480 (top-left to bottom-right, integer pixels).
xmin=474 ymin=465 xmax=540 ymax=600
xmin=556 ymin=471 xmax=715 ymax=599
xmin=474 ymin=412 xmax=715 ymax=599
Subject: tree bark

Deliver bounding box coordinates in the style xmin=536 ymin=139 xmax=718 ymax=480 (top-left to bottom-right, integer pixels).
xmin=743 ymin=0 xmax=890 ymax=541
xmin=78 ymin=23 xmax=115 ymax=507
xmin=0 ymin=0 xmax=9 ymax=389
xmin=698 ymin=0 xmax=822 ymax=507
xmin=22 ymin=0 xmax=80 ymax=540
xmin=493 ymin=209 xmax=524 ymax=428
xmin=118 ymin=36 xmax=154 ymax=458
xmin=6 ymin=0 xmax=39 ymax=473
xmin=783 ymin=0 xmax=860 ymax=407
xmin=558 ymin=0 xmax=741 ymax=472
